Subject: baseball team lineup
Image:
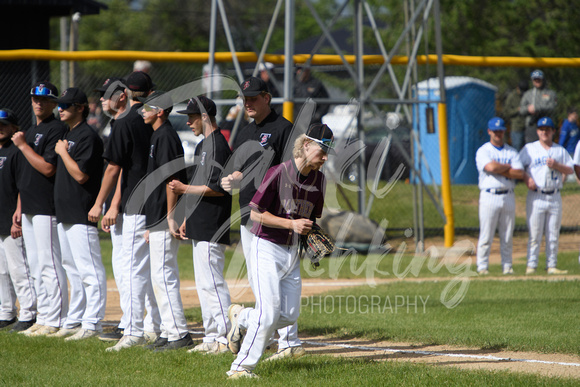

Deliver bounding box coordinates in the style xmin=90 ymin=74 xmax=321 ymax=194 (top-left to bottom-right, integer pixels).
xmin=0 ymin=70 xmax=339 ymax=379
xmin=1 ymin=66 xmax=580 ymax=380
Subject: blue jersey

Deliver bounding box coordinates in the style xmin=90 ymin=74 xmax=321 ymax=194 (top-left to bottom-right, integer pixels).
xmin=558 ymin=118 xmax=580 ymax=155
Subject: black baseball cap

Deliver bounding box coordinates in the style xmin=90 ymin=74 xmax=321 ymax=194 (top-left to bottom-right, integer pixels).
xmin=125 ymin=71 xmax=154 ymax=92
xmin=56 ymin=87 xmax=88 ymax=105
xmin=177 ymin=95 xmax=217 ymax=116
xmin=30 ymin=81 xmax=58 ymax=99
xmin=95 ymin=77 xmax=126 ymax=96
xmin=306 ymin=123 xmax=335 ymax=154
xmin=0 ymin=108 xmax=18 ymax=126
xmin=240 ymin=77 xmax=269 ymax=97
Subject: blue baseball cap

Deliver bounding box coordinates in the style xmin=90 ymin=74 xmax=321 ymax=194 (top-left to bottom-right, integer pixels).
xmin=488 ymin=117 xmax=506 ymax=131
xmin=531 ymin=69 xmax=544 ymax=80
xmin=537 ymin=117 xmax=554 ymax=129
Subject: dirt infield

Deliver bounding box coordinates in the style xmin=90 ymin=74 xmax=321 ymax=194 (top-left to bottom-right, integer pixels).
xmin=102 ymin=233 xmax=580 ymax=379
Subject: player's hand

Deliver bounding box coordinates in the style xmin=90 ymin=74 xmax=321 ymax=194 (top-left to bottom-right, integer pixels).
xmin=12 ymin=210 xmax=21 ymax=229
xmin=168 ymin=180 xmax=187 ymax=195
xmin=144 ymin=230 xmax=150 ymax=244
xmin=55 ymin=139 xmax=69 ymax=156
xmin=88 ymin=204 xmax=103 ymax=224
xmin=10 ymin=223 xmax=22 ymax=239
xmin=292 ymin=218 xmax=313 ymax=235
xmin=11 ymin=132 xmax=26 ymax=148
xmin=178 ymin=222 xmax=188 ymax=240
xmin=221 ymin=172 xmax=242 ymax=193
xmin=102 ymin=207 xmax=119 ymax=228
xmin=168 ymin=218 xmax=183 ymax=240
xmin=527 ymin=104 xmax=535 ymax=115
xmin=546 ymin=158 xmax=556 ymax=169
xmin=525 ymin=175 xmax=537 ymax=190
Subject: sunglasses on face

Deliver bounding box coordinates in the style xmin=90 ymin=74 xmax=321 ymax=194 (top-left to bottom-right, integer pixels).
xmin=58 ymin=103 xmax=77 ymax=110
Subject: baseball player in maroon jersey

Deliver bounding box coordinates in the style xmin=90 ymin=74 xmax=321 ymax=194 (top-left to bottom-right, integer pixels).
xmin=226 ymin=123 xmax=334 ymax=379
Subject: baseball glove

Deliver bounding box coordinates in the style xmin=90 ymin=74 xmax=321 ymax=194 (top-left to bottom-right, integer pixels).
xmin=300 ymin=223 xmax=336 ymax=268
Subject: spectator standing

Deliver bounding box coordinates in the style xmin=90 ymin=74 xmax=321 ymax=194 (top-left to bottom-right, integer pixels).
xmin=503 ymin=80 xmax=528 ymax=150
xmin=475 ymin=118 xmax=523 ymax=275
xmin=519 ymin=69 xmax=557 ymax=144
xmin=558 ymin=107 xmax=579 ymax=157
xmin=294 ymin=64 xmax=330 ymax=124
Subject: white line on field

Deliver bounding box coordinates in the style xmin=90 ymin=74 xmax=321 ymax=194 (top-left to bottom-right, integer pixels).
xmin=303 ymin=340 xmax=580 ymax=367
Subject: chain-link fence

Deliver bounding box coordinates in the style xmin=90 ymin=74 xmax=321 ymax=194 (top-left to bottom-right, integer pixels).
xmin=2 ymin=55 xmax=579 ymax=241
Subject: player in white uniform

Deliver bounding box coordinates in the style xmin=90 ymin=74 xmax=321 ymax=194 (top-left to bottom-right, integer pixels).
xmin=519 ymin=117 xmax=573 ymax=275
xmin=570 ymin=138 xmax=580 ymax=264
xmin=475 ymin=117 xmax=524 ymax=275
xmin=226 ymin=123 xmax=334 ymax=379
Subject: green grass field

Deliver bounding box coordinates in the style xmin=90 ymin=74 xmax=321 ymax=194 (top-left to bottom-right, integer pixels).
xmin=2 ymin=239 xmax=579 ymax=385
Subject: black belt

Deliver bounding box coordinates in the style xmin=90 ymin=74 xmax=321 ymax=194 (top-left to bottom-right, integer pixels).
xmin=535 ymin=189 xmax=559 ymax=194
xmin=485 ymin=189 xmax=511 ymax=195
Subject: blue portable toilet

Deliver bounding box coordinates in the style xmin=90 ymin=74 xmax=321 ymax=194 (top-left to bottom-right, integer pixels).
xmin=412 ymin=76 xmax=497 ymax=185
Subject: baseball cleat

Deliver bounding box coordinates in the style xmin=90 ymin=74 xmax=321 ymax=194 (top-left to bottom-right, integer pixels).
xmin=28 ymin=325 xmax=59 ymax=337
xmin=65 ymin=328 xmax=101 ymax=341
xmin=144 ymin=331 xmax=160 ymax=344
xmin=226 ymin=369 xmax=258 ymax=379
xmin=502 ymin=267 xmax=514 ymax=275
xmin=547 ymin=267 xmax=568 ymax=275
xmin=10 ymin=320 xmax=36 ymax=333
xmin=145 ymin=336 xmax=168 ymax=350
xmin=105 ymin=335 xmax=146 ymax=352
xmin=47 ymin=324 xmax=81 ymax=338
xmin=19 ymin=323 xmax=44 ymax=336
xmin=227 ymin=304 xmax=245 ymax=354
xmin=264 ymin=345 xmax=306 ymax=362
xmin=188 ymin=341 xmax=229 ymax=354
xmin=0 ymin=317 xmax=17 ymax=329
xmin=99 ymin=326 xmax=124 ymax=342
xmin=525 ymin=267 xmax=536 ymax=275
xmin=477 ymin=269 xmax=489 ymax=275
xmin=154 ymin=333 xmax=194 ymax=352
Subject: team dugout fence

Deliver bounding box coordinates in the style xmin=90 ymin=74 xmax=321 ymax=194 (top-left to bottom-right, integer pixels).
xmin=2 ymin=51 xmax=580 ymax=240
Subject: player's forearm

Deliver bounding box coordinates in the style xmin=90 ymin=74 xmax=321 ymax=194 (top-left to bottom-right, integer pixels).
xmin=250 ymin=209 xmax=292 ymax=230
xmin=484 ymin=161 xmax=510 ymax=174
xmin=184 ymin=184 xmax=224 ymax=197
xmin=166 ymin=184 xmax=179 ymax=219
xmin=552 ymin=162 xmax=573 ymax=175
xmin=18 ymin=143 xmax=56 ymax=177
xmin=503 ymin=168 xmax=524 ymax=180
xmin=94 ymin=163 xmax=121 ymax=207
xmin=59 ymin=152 xmax=89 ymax=184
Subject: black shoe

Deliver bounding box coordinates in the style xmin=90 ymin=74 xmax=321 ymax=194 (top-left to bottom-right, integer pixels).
xmin=99 ymin=326 xmax=124 ymax=342
xmin=154 ymin=333 xmax=194 ymax=352
xmin=10 ymin=319 xmax=35 ymax=332
xmin=145 ymin=336 xmax=168 ymax=350
xmin=0 ymin=317 xmax=17 ymax=329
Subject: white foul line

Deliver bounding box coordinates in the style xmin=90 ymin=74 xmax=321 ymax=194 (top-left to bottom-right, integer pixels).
xmin=303 ymin=340 xmax=580 ymax=368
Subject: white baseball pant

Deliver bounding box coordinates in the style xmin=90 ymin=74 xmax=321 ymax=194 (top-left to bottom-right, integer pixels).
xmin=231 ymin=237 xmax=301 ymax=371
xmin=526 ymin=191 xmax=562 ymax=269
xmin=58 ymin=223 xmax=107 ymax=331
xmin=0 ymin=235 xmax=36 ymax=321
xmin=240 ymin=224 xmax=300 ymax=350
xmin=193 ymin=240 xmax=231 ymax=345
xmin=57 ymin=223 xmax=85 ymax=329
xmin=22 ymin=214 xmax=68 ymax=328
xmin=476 ymin=191 xmax=516 ymax=272
xmin=111 ymin=216 xmax=161 ymax=334
xmin=149 ymin=229 xmax=188 ymax=341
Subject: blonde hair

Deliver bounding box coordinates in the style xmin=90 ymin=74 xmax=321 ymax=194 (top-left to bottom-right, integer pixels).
xmin=293 ymin=134 xmax=311 ymax=158
xmin=125 ymin=89 xmax=148 ymax=102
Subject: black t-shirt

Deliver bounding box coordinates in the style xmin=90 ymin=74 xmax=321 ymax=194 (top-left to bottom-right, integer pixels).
xmin=0 ymin=141 xmax=20 ymax=235
xmin=144 ymin=121 xmax=187 ymax=228
xmin=17 ymin=115 xmax=67 ymax=216
xmin=103 ymin=103 xmax=153 ymax=215
xmin=231 ymin=109 xmax=292 ymax=225
xmin=185 ymin=129 xmax=232 ymax=245
xmin=54 ymin=121 xmax=104 ymax=226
